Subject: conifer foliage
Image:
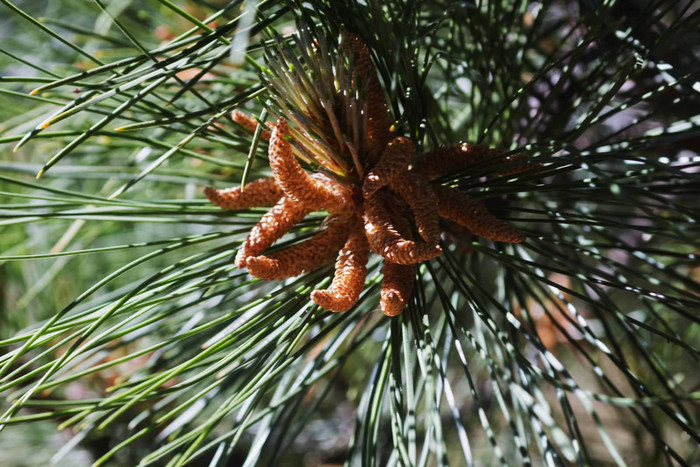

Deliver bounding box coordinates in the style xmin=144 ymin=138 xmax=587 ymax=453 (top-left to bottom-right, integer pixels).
xmin=1 ymin=0 xmax=698 ymax=465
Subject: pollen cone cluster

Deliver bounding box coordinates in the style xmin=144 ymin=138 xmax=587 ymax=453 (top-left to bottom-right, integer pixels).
xmin=205 ymin=31 xmax=537 ymax=316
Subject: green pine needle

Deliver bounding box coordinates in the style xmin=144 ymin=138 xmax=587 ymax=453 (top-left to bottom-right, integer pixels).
xmin=1 ymin=0 xmax=698 ymax=465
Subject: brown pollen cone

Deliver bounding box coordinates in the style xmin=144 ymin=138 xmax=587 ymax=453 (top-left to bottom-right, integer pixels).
xmin=231 ymin=110 xmax=272 ymax=140
xmin=497 ymin=153 xmax=543 ymax=176
xmin=345 ymin=34 xmax=392 ymax=164
xmin=235 ymin=196 xmax=311 ymax=268
xmin=311 ymin=219 xmax=370 ymax=313
xmin=390 ymin=171 xmax=441 ymax=245
xmin=363 ymin=136 xmax=414 ymax=199
xmin=204 ymin=177 xmax=283 ymax=210
xmin=269 ymin=118 xmax=353 ymax=212
xmin=245 ymin=215 xmax=351 ymax=281
xmin=363 ymin=191 xmax=442 ymax=264
xmin=434 ymin=185 xmax=525 ymax=243
xmin=413 ymin=143 xmax=505 ymax=181
xmin=380 ymin=261 xmax=415 ymax=317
